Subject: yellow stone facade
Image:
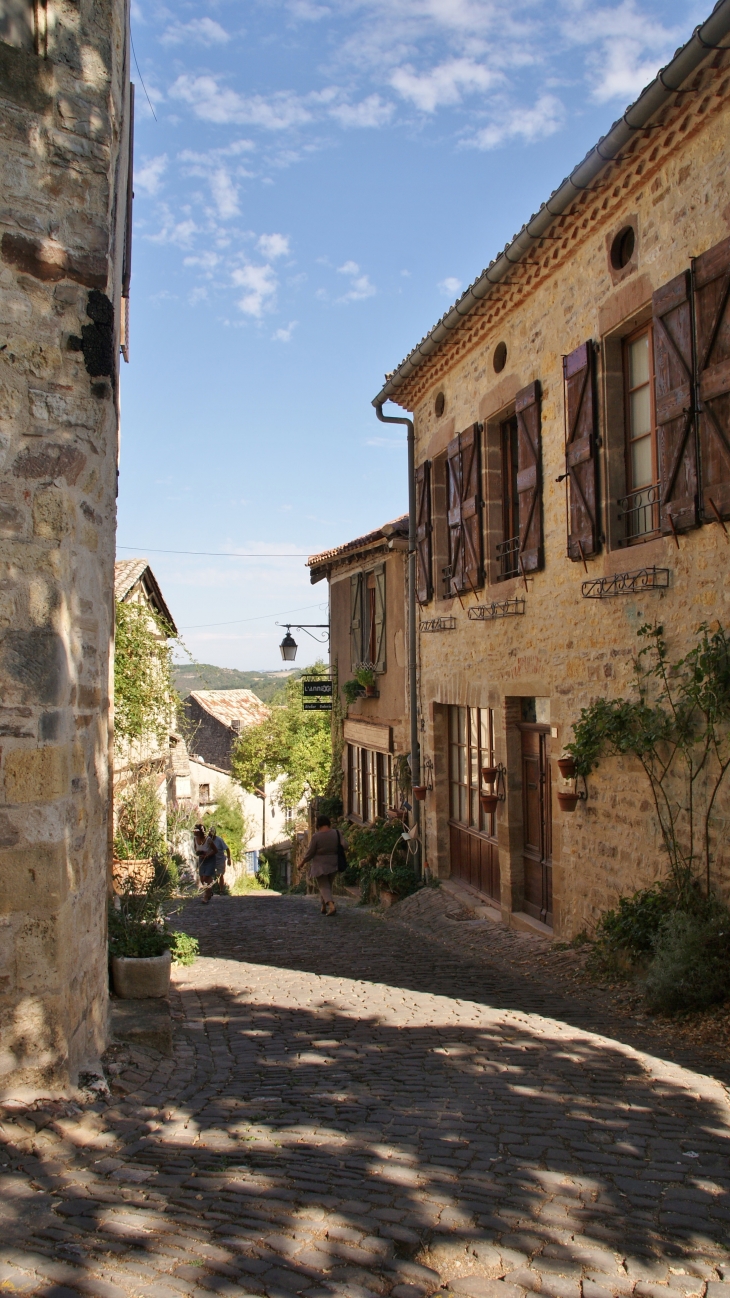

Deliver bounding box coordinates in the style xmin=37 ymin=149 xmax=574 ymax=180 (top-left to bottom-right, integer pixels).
xmin=387 ymin=51 xmax=730 ymax=938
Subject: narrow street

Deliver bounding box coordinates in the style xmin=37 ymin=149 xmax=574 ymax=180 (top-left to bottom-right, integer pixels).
xmin=1 ymin=895 xmax=729 ymax=1298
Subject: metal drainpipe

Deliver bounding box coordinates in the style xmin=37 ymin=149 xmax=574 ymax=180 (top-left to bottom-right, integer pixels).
xmin=375 ymin=401 xmax=420 ymax=878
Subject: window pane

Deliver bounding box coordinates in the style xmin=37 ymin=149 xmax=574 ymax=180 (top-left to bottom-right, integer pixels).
xmin=457 ymin=707 xmax=466 ymax=745
xmin=628 ymin=334 xmax=649 ymax=389
xmin=470 ymin=788 xmax=478 ymax=827
xmin=469 ymin=708 xmax=478 ymax=749
xmin=631 ymin=434 xmax=653 ymax=489
xmin=629 ymin=383 xmax=651 ymax=440
xmin=458 ymin=745 xmax=466 ymax=784
xmin=459 ymin=786 xmax=467 ymax=823
xmin=449 ymin=706 xmax=457 ymax=742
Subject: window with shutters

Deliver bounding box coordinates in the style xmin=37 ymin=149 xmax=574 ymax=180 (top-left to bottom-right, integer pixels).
xmin=653 ymin=270 xmax=698 ymax=536
xmin=415 ymin=461 xmax=433 ymax=603
xmin=563 ymin=341 xmax=601 ymax=558
xmin=621 ymin=326 xmax=660 ymax=541
xmin=445 ymin=425 xmax=483 ymax=596
xmin=350 ymin=566 xmax=385 ymax=673
xmin=695 ymin=234 xmax=730 ymax=523
xmin=498 ymin=415 xmax=520 ymax=578
xmin=515 ymin=382 xmax=544 ymax=573
xmin=347 ymin=745 xmax=393 ymax=821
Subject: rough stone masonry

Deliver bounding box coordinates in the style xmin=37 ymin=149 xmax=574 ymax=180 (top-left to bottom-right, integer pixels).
xmin=0 ymin=0 xmax=132 ymax=1093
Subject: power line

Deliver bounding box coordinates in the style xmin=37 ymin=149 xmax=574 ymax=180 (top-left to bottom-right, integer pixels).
xmin=130 ymin=29 xmax=157 ymax=121
xmin=117 ymin=546 xmax=311 ymax=558
xmin=179 ymin=601 xmax=326 ymax=631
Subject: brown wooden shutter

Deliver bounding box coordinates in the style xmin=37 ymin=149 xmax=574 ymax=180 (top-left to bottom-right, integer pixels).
xmin=460 ymin=424 xmax=483 ymax=592
xmin=350 ymin=572 xmax=363 ymax=672
xmin=563 ymin=342 xmax=599 ymax=560
xmin=446 ymin=425 xmax=482 ymax=594
xmin=653 ymin=271 xmax=698 ymax=534
xmin=446 ymin=431 xmax=463 ymax=596
xmin=373 ymin=564 xmax=386 ymax=673
xmin=515 ymin=381 xmax=543 ymax=572
xmin=415 ymin=460 xmax=433 ymax=604
xmin=694 ymin=235 xmax=730 ymax=521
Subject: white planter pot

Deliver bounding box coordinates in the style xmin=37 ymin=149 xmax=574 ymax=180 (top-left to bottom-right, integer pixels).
xmin=111 ymin=948 xmax=171 ymax=999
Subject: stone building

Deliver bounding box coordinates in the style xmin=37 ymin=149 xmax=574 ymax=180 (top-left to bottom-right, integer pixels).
xmin=0 ymin=1 xmax=132 ymax=1092
xmin=308 ymin=516 xmax=410 ymax=820
xmin=372 ymin=8 xmax=730 ymax=937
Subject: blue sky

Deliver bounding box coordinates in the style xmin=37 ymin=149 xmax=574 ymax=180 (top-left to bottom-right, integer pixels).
xmin=119 ymin=0 xmax=704 ymax=670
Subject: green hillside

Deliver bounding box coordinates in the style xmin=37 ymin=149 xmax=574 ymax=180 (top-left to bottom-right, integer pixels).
xmin=173 ymin=662 xmax=301 ymax=704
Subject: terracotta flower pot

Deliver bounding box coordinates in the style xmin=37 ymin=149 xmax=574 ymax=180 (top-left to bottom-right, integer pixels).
xmin=556 ymin=790 xmax=580 ymax=812
xmin=480 ymin=792 xmax=500 ymax=814
xmin=481 ymin=766 xmax=498 ymax=783
xmin=364 ymin=683 xmax=377 ymax=697
xmin=412 ymin=785 xmax=427 ymax=801
xmin=557 ymin=757 xmax=577 ymax=779
xmin=111 ymin=949 xmax=171 ymax=999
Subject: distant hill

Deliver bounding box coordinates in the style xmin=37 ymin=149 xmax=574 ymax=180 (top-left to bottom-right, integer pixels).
xmin=173 ymin=662 xmax=301 ymax=704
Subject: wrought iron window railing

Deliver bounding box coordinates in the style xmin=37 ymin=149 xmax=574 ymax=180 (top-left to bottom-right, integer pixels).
xmin=496 ymin=535 xmax=520 ymax=579
xmin=618 ymin=483 xmax=660 ymax=542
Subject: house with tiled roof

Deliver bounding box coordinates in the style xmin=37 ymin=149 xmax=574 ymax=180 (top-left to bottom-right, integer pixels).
xmin=308 ymin=514 xmax=411 ymax=822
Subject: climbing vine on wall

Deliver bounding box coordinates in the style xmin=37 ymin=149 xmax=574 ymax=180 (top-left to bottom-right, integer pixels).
xmin=114 ymin=599 xmax=179 ymax=748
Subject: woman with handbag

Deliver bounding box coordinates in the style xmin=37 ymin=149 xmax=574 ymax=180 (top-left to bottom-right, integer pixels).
xmin=299 ymin=815 xmax=346 ymax=916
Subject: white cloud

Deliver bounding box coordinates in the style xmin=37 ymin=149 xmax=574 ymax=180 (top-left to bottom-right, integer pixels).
xmin=337 ymin=260 xmax=376 ymax=302
xmin=390 ymin=58 xmax=499 ymax=113
xmin=161 ymin=17 xmax=229 ymax=47
xmin=570 ymin=4 xmax=683 ymax=103
xmin=134 ymin=154 xmax=168 ymax=196
xmin=170 ymin=76 xmax=312 ymax=129
xmin=439 ymin=276 xmax=462 ymax=296
xmin=232 ymin=264 xmax=278 ymax=316
xmin=273 ymin=321 xmax=298 ymax=342
xmin=257 ymin=233 xmax=290 ymax=260
xmin=470 ymin=93 xmax=565 ymax=150
xmin=329 ymin=95 xmax=394 ymax=128
xmin=148 ymin=209 xmax=198 ymax=248
xmin=210 ymin=168 xmax=240 ymax=219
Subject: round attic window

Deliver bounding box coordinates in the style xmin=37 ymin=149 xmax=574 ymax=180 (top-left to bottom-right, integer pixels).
xmin=435 ymin=391 xmax=446 ymax=418
xmin=611 ymin=225 xmax=635 ymax=270
xmin=493 ymin=341 xmax=507 ymax=373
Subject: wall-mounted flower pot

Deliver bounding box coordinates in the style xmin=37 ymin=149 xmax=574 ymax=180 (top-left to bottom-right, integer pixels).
xmin=557 ymin=757 xmax=576 ymax=779
xmin=364 ymin=684 xmax=377 ymax=697
xmin=556 ymin=790 xmax=580 ymax=812
xmin=481 ymin=766 xmax=498 ymax=783
xmin=413 ymin=785 xmax=427 ymax=801
xmin=480 ymin=793 xmax=500 ymax=814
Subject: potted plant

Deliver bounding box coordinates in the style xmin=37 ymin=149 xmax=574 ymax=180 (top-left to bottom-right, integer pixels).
xmin=108 ymin=887 xmax=199 ymax=998
xmin=481 ymin=766 xmax=498 ymax=783
xmin=556 ymin=789 xmax=580 ymax=812
xmin=480 ymin=792 xmax=500 ymax=814
xmin=355 ymin=665 xmax=377 ymax=697
xmin=557 ymin=756 xmax=577 ymax=779
xmin=412 ymin=785 xmax=427 ymax=801
xmin=343 ymin=678 xmax=364 ymax=704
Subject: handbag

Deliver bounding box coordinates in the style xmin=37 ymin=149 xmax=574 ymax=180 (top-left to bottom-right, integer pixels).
xmin=334 ymin=829 xmax=348 ymax=873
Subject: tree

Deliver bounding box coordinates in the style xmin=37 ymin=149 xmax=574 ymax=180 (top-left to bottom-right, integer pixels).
xmin=566 ymin=622 xmax=730 ymax=898
xmin=231 ymin=661 xmax=332 ymax=809
xmin=114 ymin=599 xmax=179 ymax=748
xmin=202 ymin=786 xmax=251 ymax=863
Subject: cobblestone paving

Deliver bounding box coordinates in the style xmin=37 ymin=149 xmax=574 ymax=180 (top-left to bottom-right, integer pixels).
xmin=1 ymin=894 xmax=729 ymax=1298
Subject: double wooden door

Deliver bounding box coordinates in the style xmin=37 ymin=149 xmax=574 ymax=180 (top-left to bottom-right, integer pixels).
xmin=521 ymin=726 xmax=552 ymax=926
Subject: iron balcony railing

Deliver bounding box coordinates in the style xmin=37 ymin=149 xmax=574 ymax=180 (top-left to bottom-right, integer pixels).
xmin=617 ymin=483 xmax=660 ymax=542
xmin=496 ymin=535 xmax=520 ymax=579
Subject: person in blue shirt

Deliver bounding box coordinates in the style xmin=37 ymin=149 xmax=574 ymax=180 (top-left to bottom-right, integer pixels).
xmin=198 ymin=826 xmax=231 ymax=904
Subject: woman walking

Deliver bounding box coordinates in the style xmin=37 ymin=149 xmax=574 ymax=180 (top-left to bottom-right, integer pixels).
xmin=299 ymin=815 xmax=344 ymax=916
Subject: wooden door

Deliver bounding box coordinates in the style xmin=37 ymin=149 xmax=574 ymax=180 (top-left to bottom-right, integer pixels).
xmin=521 ymin=727 xmax=552 ymax=926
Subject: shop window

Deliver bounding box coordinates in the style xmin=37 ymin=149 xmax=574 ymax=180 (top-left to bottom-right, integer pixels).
xmin=348 ymin=745 xmax=393 ymax=821
xmin=448 ymin=705 xmax=494 ymax=833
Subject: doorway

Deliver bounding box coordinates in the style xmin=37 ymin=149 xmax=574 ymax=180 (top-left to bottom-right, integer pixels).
xmin=520 ymin=724 xmax=552 ymax=926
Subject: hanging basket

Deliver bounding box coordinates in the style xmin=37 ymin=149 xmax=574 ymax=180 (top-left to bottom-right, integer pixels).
xmin=481 ymin=766 xmax=498 ymax=783
xmin=412 ymin=785 xmax=427 ymax=802
xmin=556 ymin=790 xmax=580 ymax=812
xmin=557 ymin=757 xmax=577 ymax=779
xmin=480 ymin=792 xmax=500 ymax=814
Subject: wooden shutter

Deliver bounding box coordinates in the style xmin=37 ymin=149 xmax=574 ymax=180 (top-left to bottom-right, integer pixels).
xmin=350 ymin=572 xmax=363 ymax=673
xmin=563 ymin=342 xmax=599 ymax=560
xmin=446 ymin=432 xmax=463 ymax=595
xmin=516 ymin=381 xmax=543 ymax=572
xmin=373 ymin=564 xmax=386 ymax=673
xmin=694 ymin=235 xmax=730 ymax=521
xmin=415 ymin=460 xmax=433 ymax=604
xmin=446 ymin=425 xmax=482 ymax=594
xmin=653 ymin=271 xmax=698 ymax=534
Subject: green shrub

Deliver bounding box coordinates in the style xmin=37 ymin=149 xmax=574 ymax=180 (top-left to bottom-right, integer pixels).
xmin=114 ymin=777 xmax=167 ymax=861
xmin=592 ymin=883 xmax=675 ymax=968
xmin=287 ymin=878 xmax=308 ymax=894
xmin=168 ymin=930 xmax=199 ymax=966
xmin=257 ymin=857 xmax=271 ymax=888
xmin=231 ymin=872 xmax=263 ymax=894
xmin=360 ymin=861 xmax=419 ymax=905
xmin=343 ymin=679 xmax=364 ymax=704
xmin=644 ymin=904 xmax=730 ymax=1013
xmin=345 ymin=818 xmax=405 ymax=867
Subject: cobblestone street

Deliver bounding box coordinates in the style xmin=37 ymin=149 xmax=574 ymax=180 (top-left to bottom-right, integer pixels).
xmin=1 ymin=894 xmax=729 ymax=1298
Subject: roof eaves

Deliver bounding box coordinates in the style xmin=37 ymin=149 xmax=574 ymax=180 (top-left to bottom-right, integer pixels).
xmin=372 ymin=0 xmax=730 ymax=410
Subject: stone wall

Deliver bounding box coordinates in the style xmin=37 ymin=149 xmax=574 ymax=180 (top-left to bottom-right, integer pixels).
xmin=0 ymin=1 xmax=131 ymax=1093
xmin=403 ymin=85 xmax=730 ymax=937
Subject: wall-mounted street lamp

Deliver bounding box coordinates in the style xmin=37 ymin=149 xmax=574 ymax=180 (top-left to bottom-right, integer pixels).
xmin=277 ymin=623 xmax=329 ymax=662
